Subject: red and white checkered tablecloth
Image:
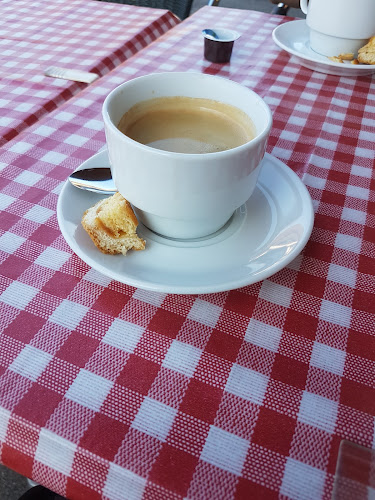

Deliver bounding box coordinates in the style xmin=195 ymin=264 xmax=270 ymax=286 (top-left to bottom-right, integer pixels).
xmin=0 ymin=6 xmax=374 ymax=500
xmin=0 ymin=0 xmax=179 ymax=145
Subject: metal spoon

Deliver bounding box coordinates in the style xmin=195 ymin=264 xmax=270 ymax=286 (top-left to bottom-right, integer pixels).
xmin=69 ymin=167 xmax=117 ymax=194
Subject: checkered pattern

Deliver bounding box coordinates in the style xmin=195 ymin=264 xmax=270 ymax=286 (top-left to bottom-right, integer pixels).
xmin=0 ymin=0 xmax=178 ymax=145
xmin=0 ymin=6 xmax=374 ymax=500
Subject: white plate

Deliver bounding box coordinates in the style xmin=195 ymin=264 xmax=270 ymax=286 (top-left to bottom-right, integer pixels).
xmin=272 ymin=20 xmax=375 ymax=77
xmin=57 ymin=150 xmax=314 ymax=294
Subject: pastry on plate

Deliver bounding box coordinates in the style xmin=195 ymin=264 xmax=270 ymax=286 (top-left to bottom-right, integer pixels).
xmin=82 ymin=192 xmax=145 ymax=255
xmin=358 ymin=36 xmax=375 ymax=65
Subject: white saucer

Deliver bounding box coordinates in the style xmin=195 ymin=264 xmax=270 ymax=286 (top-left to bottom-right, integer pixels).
xmin=57 ymin=150 xmax=314 ymax=294
xmin=272 ymin=20 xmax=375 ymax=77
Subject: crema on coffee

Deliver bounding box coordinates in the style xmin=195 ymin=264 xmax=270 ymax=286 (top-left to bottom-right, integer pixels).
xmin=117 ymin=96 xmax=255 ymax=154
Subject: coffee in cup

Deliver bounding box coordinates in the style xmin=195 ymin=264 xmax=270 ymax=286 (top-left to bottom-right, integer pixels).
xmin=103 ymin=72 xmax=272 ymax=240
xmin=300 ymin=0 xmax=375 ymax=57
xmin=117 ymin=96 xmax=255 ymax=154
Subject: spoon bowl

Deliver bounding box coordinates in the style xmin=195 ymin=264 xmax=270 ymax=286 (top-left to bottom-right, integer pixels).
xmin=69 ymin=167 xmax=116 ymax=194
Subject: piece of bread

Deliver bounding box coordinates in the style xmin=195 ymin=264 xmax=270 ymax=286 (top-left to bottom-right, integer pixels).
xmin=82 ymin=192 xmax=145 ymax=255
xmin=328 ymin=56 xmax=344 ymax=63
xmin=358 ymin=36 xmax=375 ymax=65
xmin=338 ymin=53 xmax=354 ymax=61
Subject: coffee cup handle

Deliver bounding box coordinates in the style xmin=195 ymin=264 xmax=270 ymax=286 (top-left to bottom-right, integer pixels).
xmin=300 ymin=0 xmax=308 ymax=14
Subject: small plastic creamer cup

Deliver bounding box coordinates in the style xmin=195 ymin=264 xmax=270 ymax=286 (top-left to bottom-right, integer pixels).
xmin=202 ymin=28 xmax=240 ymax=63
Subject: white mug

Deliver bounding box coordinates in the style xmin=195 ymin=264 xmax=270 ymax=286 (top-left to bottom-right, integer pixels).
xmin=300 ymin=0 xmax=375 ymax=57
xmin=103 ymin=72 xmax=272 ymax=240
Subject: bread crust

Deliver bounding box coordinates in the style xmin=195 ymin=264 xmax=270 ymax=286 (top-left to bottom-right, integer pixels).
xmin=116 ymin=195 xmax=139 ymax=228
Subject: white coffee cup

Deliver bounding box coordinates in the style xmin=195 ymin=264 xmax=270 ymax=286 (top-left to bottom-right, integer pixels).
xmin=103 ymin=72 xmax=272 ymax=240
xmin=300 ymin=0 xmax=375 ymax=57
